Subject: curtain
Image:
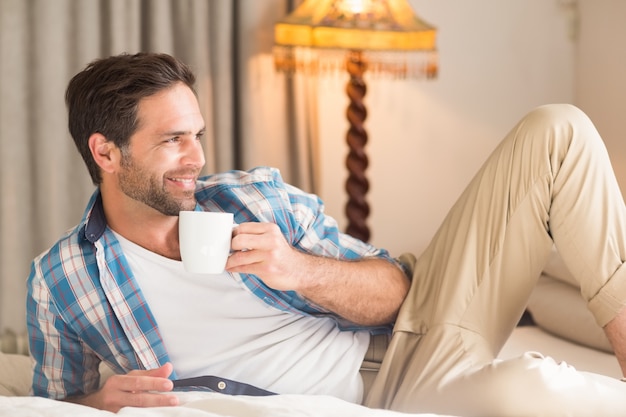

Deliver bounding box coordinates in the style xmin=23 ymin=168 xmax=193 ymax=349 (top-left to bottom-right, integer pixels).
xmin=0 ymin=0 xmax=319 ymax=335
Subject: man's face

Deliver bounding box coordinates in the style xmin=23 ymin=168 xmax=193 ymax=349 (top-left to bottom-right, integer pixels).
xmin=117 ymin=82 xmax=206 ymax=216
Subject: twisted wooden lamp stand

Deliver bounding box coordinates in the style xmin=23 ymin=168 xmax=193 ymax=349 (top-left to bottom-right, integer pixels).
xmin=344 ymin=50 xmax=371 ymax=242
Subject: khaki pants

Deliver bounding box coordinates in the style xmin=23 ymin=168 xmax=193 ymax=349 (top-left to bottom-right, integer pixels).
xmin=364 ymin=104 xmax=626 ymax=416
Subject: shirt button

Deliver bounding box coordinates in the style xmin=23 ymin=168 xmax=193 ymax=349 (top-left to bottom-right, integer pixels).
xmin=217 ymin=381 xmax=226 ymax=390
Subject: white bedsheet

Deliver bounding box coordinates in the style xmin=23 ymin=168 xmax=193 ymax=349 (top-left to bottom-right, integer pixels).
xmin=0 ymin=391 xmax=455 ymax=417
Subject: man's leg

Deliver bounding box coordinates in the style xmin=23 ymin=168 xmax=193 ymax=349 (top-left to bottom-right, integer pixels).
xmin=605 ymin=309 xmax=626 ymax=375
xmin=365 ymin=104 xmax=626 ymax=416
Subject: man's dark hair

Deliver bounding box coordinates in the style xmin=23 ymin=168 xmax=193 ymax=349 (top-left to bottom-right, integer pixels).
xmin=65 ymin=52 xmax=197 ymax=184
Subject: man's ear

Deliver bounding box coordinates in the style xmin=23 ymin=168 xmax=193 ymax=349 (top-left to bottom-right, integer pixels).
xmin=88 ymin=133 xmax=120 ymax=174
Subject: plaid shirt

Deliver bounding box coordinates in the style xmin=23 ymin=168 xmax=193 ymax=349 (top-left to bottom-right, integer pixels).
xmin=27 ymin=167 xmax=399 ymax=399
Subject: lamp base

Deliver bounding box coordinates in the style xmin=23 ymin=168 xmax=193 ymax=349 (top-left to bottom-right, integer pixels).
xmin=344 ymin=50 xmax=371 ymax=243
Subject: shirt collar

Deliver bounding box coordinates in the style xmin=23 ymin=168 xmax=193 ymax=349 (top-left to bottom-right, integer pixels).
xmin=83 ymin=190 xmax=107 ymax=243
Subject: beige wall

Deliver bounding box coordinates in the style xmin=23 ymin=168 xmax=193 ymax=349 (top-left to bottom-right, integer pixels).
xmin=576 ymin=0 xmax=626 ymax=193
xmin=316 ymin=0 xmax=578 ymax=256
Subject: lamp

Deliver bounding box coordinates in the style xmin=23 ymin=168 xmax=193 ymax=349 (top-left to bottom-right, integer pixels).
xmin=274 ymin=0 xmax=437 ymax=242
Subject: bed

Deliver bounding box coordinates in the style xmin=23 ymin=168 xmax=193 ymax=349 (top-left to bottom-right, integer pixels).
xmin=1 ymin=249 xmax=620 ymax=417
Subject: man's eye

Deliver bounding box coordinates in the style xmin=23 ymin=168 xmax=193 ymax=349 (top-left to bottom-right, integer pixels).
xmin=166 ymin=137 xmax=180 ymax=143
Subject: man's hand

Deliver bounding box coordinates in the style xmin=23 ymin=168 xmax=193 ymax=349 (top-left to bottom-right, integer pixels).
xmin=227 ymin=222 xmax=410 ymax=326
xmin=227 ymin=222 xmax=306 ymax=291
xmin=65 ymin=363 xmax=179 ymax=413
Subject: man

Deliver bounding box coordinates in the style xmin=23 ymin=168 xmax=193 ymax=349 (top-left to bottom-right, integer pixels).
xmin=27 ymin=52 xmax=626 ymax=416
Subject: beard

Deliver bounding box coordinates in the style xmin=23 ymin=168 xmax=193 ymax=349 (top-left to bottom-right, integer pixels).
xmin=118 ymin=153 xmax=197 ymax=216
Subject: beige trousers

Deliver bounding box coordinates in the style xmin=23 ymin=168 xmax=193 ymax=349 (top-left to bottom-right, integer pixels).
xmin=364 ymin=104 xmax=626 ymax=416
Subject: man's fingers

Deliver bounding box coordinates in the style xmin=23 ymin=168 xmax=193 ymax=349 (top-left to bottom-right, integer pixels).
xmin=97 ymin=388 xmax=178 ymax=412
xmin=227 ymin=247 xmax=264 ymax=268
xmin=107 ymin=363 xmax=175 ymax=394
xmin=232 ymin=222 xmax=270 ymax=235
xmin=105 ymin=373 xmax=172 ymax=394
xmin=127 ymin=375 xmax=174 ymax=393
xmin=118 ymin=391 xmax=179 ymax=408
xmin=231 ymin=223 xmax=286 ymax=253
xmin=127 ymin=363 xmax=173 ymax=379
xmin=96 ymin=374 xmax=178 ymax=412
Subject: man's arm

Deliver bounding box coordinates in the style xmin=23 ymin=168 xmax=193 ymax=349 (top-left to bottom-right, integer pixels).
xmin=227 ymin=222 xmax=410 ymax=326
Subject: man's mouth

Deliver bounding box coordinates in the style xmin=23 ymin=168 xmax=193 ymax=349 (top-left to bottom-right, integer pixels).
xmin=169 ymin=177 xmax=195 ymax=184
xmin=167 ymin=175 xmax=197 ymax=190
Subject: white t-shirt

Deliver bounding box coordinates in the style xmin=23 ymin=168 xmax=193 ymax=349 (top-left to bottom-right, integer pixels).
xmin=114 ymin=232 xmax=371 ymax=403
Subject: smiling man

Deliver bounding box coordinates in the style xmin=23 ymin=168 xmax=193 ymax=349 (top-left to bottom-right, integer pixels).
xmin=27 ymin=52 xmax=626 ymax=416
xmin=27 ymin=52 xmax=407 ymax=412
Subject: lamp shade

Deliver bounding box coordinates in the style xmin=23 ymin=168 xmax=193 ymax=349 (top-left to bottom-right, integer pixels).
xmin=274 ymin=0 xmax=437 ymax=51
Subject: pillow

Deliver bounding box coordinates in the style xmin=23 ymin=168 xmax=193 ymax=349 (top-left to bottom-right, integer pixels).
xmin=527 ymin=275 xmax=613 ymax=353
xmin=0 ymin=353 xmax=33 ymax=396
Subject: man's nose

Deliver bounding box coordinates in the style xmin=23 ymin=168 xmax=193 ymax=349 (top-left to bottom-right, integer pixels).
xmin=182 ymin=138 xmax=205 ymax=167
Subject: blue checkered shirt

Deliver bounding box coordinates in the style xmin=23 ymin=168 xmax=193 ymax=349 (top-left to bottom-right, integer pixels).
xmin=27 ymin=167 xmax=399 ymax=399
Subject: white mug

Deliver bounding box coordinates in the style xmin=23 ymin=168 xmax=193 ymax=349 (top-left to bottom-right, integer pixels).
xmin=178 ymin=211 xmax=234 ymax=274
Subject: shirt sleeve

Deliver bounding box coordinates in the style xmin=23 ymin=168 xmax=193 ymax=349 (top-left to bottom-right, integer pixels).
xmin=280 ymin=178 xmax=395 ymax=262
xmin=27 ymin=258 xmax=101 ymax=399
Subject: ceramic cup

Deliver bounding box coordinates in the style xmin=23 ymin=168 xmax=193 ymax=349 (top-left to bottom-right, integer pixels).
xmin=179 ymin=211 xmax=234 ymax=274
